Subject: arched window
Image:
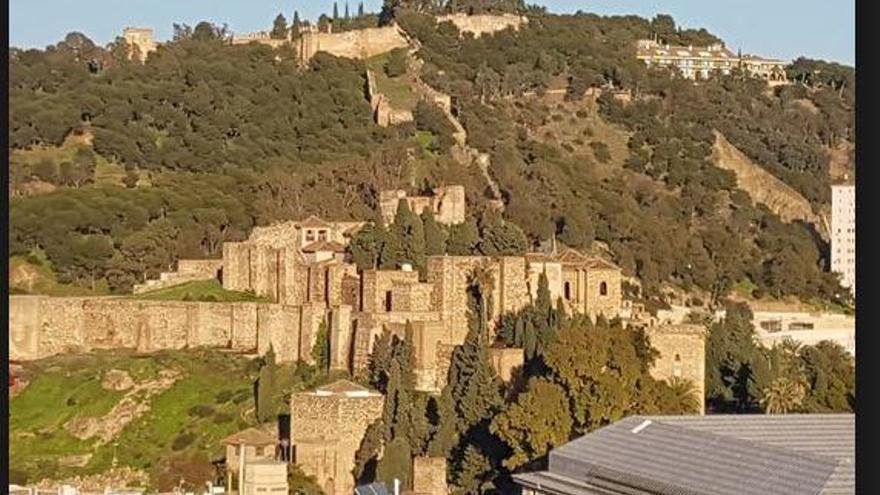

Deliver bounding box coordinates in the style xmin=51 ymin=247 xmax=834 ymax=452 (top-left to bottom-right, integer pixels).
xmin=564 ymin=282 xmax=571 ymax=300
xmin=599 ymin=281 xmax=608 ymax=296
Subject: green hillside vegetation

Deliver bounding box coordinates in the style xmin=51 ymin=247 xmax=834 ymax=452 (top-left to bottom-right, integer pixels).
xmin=9 ymin=350 xmax=257 ymax=487
xmin=132 ymin=279 xmax=270 ymax=303
xmin=9 ymin=348 xmax=337 ymax=490
xmin=8 ymin=7 xmax=854 ymax=307
xmin=367 ymin=50 xmax=419 ymax=110
xmin=9 ymin=253 xmax=110 ymax=296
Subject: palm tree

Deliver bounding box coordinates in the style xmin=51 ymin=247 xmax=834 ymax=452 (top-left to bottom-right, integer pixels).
xmin=760 ymin=376 xmax=806 ymax=414
xmin=667 ymin=377 xmax=701 ymax=414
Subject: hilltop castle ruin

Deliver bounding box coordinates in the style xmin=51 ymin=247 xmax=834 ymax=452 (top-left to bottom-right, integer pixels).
xmin=9 ymin=186 xmax=707 ymax=494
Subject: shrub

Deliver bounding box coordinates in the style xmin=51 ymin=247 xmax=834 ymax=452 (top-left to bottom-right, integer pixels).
xmin=187 ymin=405 xmax=215 ymax=418
xmin=590 ymin=141 xmax=611 ymax=163
xmin=215 ymin=390 xmax=235 ymax=403
xmin=171 ymin=432 xmax=197 ymax=451
xmin=212 ymin=412 xmax=234 ymax=424
xmin=384 ymin=48 xmax=408 ymax=78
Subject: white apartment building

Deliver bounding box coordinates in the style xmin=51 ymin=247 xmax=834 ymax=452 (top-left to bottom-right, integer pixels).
xmin=831 ymin=184 xmax=855 ymax=296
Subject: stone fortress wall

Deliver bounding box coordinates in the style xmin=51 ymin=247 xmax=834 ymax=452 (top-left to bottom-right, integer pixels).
xmin=8 ymin=185 xmax=703 ymax=407
xmin=8 ymin=295 xmax=319 ymax=364
xmin=436 ymin=13 xmax=528 ymax=38
xmin=295 ymin=25 xmax=410 ymax=63
xmin=379 ymin=186 xmax=466 ymax=226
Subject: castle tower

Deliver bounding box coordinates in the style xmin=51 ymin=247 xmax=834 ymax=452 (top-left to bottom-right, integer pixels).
xmin=291 ymin=380 xmax=384 ymax=495
xmin=122 ymin=27 xmax=156 ymax=62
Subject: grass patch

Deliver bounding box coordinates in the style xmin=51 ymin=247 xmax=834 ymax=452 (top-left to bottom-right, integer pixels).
xmin=366 ymin=53 xmax=418 ymax=111
xmin=9 ymin=349 xmax=262 ymax=487
xmin=131 ymin=280 xmax=270 ymax=303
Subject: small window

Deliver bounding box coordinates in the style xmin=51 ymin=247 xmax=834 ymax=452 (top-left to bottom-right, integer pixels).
xmin=256 ymin=446 xmax=265 ymax=456
xmin=385 ymin=291 xmax=393 ymax=312
xmin=564 ymin=282 xmax=571 ymax=300
xmin=305 ymin=230 xmax=315 ymax=242
xmin=599 ymin=281 xmax=608 ymax=296
xmin=673 ymin=354 xmax=682 ymax=378
xmin=318 ymin=229 xmax=328 ymax=241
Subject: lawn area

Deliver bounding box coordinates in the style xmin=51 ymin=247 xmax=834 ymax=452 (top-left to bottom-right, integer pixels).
xmin=131 ymin=280 xmax=271 ymax=303
xmin=366 ymin=53 xmax=418 ymax=111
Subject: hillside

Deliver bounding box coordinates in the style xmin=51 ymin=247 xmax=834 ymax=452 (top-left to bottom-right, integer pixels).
xmin=9 ymin=348 xmax=333 ymax=490
xmin=711 ymin=131 xmax=823 ymax=236
xmin=7 ymin=7 xmax=854 ymax=307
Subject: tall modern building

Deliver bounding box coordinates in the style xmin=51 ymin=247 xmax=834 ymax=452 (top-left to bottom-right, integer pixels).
xmin=831 ymin=184 xmax=855 ymax=296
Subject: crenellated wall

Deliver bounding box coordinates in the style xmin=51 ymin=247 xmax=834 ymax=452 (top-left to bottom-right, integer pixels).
xmin=296 ymin=25 xmax=409 ymax=64
xmin=7 ymin=295 xmax=317 ymax=364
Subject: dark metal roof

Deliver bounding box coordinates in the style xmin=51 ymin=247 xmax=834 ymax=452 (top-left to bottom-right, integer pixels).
xmin=518 ymin=414 xmax=853 ymax=495
xmin=355 ymin=482 xmax=390 ymax=495
xmin=644 ymin=414 xmax=854 ymax=495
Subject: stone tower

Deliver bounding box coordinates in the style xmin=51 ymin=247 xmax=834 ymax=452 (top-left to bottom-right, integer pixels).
xmin=291 ymin=380 xmax=384 ymax=495
xmin=122 ymin=27 xmax=156 ymax=62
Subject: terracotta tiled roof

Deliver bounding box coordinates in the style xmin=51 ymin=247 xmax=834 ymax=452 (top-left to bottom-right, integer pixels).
xmin=297 ymin=215 xmax=332 ymax=228
xmin=222 ymin=427 xmax=277 ymax=446
xmin=316 ymin=379 xmax=371 ymax=394
xmin=302 ymin=240 xmax=347 ymax=253
xmin=527 ymin=248 xmax=621 ymax=271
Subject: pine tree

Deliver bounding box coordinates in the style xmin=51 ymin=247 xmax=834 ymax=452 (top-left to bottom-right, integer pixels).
xmin=271 ymin=14 xmax=288 ymax=39
xmin=349 ymin=221 xmax=385 ymax=270
xmin=422 ymin=210 xmax=448 ymax=256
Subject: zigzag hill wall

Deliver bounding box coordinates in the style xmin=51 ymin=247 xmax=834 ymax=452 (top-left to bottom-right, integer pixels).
xmin=8 ymin=295 xmax=324 ymax=363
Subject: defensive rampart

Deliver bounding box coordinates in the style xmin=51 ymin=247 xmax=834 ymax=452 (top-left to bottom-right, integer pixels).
xmin=296 ymin=25 xmax=409 ymax=63
xmin=8 ymin=295 xmax=323 ymax=364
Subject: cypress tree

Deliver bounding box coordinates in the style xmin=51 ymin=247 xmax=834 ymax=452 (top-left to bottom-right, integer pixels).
xmin=422 ymin=210 xmax=448 ymax=256
xmin=358 ymin=1 xmax=365 ymax=17
xmin=256 ymin=345 xmax=278 ymax=422
xmin=429 ymin=270 xmax=504 ymax=456
xmin=447 ymin=218 xmax=480 ymax=255
xmin=536 ymin=271 xmax=551 ymax=313
xmin=333 ymin=2 xmax=339 ymax=19
xmin=345 ymin=2 xmax=351 ymax=19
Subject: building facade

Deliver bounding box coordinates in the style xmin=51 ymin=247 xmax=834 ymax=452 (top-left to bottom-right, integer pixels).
xmin=831 ymin=184 xmax=856 ymax=295
xmin=636 ymin=39 xmax=787 ymax=81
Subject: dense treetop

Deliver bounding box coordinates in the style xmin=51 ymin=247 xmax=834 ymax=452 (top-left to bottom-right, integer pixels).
xmin=8 ymin=8 xmax=854 ymax=308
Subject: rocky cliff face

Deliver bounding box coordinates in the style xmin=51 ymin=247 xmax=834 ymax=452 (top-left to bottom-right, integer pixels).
xmin=712 ymin=131 xmax=825 ymax=239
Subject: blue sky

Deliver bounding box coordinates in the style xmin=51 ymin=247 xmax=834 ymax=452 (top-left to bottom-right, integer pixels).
xmin=10 ymin=1 xmax=854 ymax=65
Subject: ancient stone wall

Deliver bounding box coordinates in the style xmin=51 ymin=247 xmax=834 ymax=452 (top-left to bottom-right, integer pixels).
xmin=132 ymin=259 xmax=223 ymax=294
xmin=360 ymin=269 xmax=421 ymax=313
xmin=585 ymin=268 xmax=622 ymax=319
xmin=527 ymin=261 xmax=564 ymax=303
xmin=296 ymin=25 xmax=408 ymax=63
xmin=645 ymin=324 xmax=706 ymax=414
xmin=290 ymin=387 xmax=384 ymax=495
xmin=379 ymin=186 xmax=466 ymax=226
xmin=7 ymin=296 xmax=309 ymax=364
xmin=436 ymin=14 xmax=528 ymax=38
xmin=329 ymin=305 xmax=354 ymax=371
xmin=412 ymin=456 xmax=448 ymax=495
xmin=489 ymin=348 xmax=524 ymax=382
